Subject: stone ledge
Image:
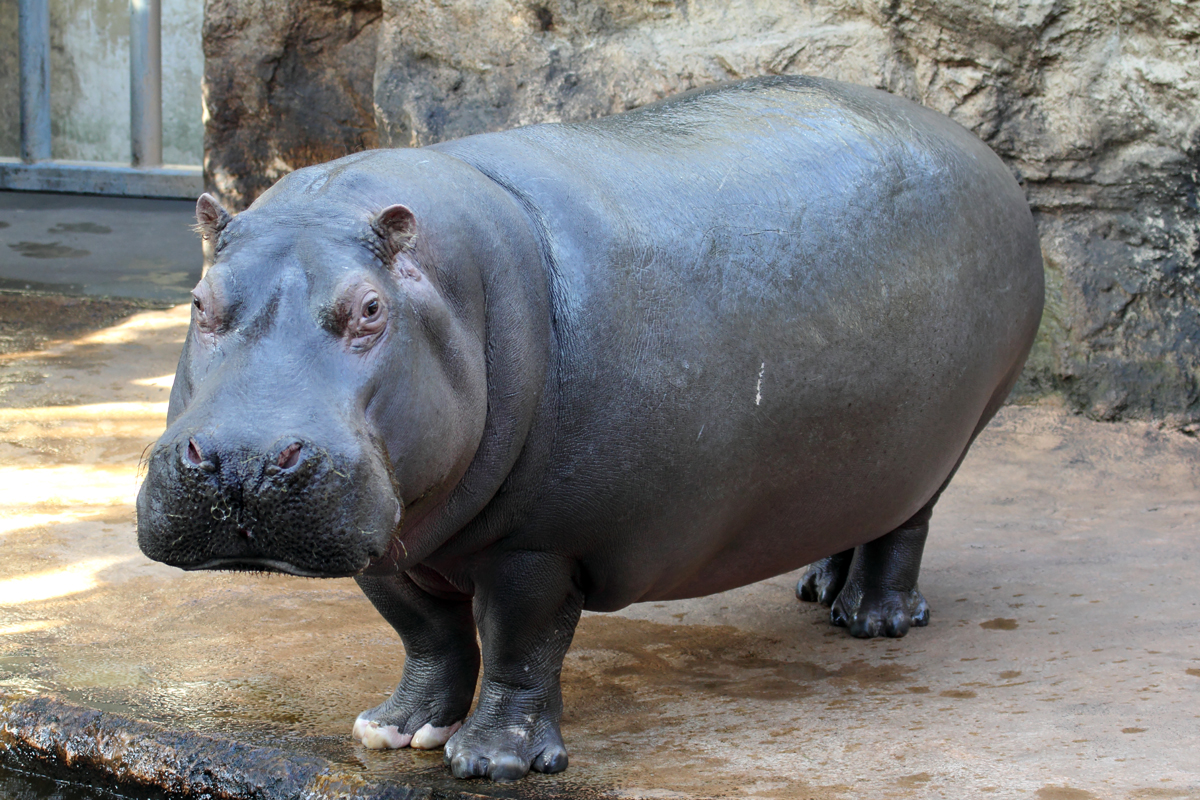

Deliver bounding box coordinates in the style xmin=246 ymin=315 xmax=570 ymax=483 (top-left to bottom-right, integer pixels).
xmin=0 ymin=693 xmax=621 ymax=800
xmin=0 ymin=160 xmax=203 ymax=200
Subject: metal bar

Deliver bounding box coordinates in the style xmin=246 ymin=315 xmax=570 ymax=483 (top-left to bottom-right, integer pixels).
xmin=130 ymin=0 xmax=163 ymax=168
xmin=18 ymin=0 xmax=53 ymax=163
xmin=0 ymin=159 xmax=203 ymax=199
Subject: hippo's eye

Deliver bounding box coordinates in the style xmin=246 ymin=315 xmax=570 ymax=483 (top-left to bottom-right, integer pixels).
xmin=191 ymin=287 xmax=218 ymax=333
xmin=348 ymin=289 xmax=386 ymax=349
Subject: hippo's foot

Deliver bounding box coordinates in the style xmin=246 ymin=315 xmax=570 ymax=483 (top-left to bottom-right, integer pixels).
xmin=351 ymin=573 xmax=479 ymax=751
xmin=444 ymin=683 xmax=568 ymax=781
xmin=830 ymin=581 xmax=929 ymax=638
xmin=804 ymin=511 xmax=933 ymax=638
xmin=352 ymin=679 xmax=470 ymax=750
xmin=797 ymin=549 xmax=854 ymax=606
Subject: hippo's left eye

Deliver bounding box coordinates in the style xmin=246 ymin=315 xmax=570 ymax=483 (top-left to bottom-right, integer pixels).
xmin=364 ymin=298 xmax=380 ymax=318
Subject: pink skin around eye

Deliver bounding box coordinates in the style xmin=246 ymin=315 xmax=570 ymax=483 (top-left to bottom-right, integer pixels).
xmin=350 ymin=287 xmax=387 ymax=344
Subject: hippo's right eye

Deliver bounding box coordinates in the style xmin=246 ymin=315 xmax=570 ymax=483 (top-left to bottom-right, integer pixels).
xmin=191 ymin=286 xmax=218 ymax=333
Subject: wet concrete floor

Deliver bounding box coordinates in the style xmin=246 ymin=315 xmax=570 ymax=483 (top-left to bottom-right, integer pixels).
xmin=0 ymin=193 xmax=1197 ymax=798
xmin=0 ymin=191 xmax=199 ymax=304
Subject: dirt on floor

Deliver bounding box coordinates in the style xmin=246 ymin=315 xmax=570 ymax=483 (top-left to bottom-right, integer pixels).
xmin=0 ymin=300 xmax=1197 ymax=800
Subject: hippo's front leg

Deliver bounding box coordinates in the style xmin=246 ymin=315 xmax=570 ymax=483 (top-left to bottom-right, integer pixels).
xmin=445 ymin=551 xmax=584 ymax=781
xmin=352 ymin=572 xmax=479 ymax=750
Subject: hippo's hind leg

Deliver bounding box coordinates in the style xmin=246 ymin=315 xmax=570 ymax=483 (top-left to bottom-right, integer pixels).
xmin=796 ymin=486 xmax=945 ymax=639
xmin=827 ymin=502 xmax=934 ymax=638
xmin=800 ymin=360 xmax=1027 ymax=638
xmin=796 ymin=549 xmax=855 ymax=606
xmin=352 ymin=572 xmax=479 ymax=750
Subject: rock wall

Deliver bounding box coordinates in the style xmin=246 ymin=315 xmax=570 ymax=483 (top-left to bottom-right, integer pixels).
xmin=203 ymin=0 xmax=1200 ymax=425
xmin=202 ymin=0 xmax=382 ymax=203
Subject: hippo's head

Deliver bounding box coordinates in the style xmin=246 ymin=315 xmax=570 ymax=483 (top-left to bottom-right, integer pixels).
xmin=137 ymin=170 xmax=492 ymax=577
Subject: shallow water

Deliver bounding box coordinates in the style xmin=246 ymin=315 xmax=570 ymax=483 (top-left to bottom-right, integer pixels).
xmin=0 ymin=765 xmax=136 ymax=800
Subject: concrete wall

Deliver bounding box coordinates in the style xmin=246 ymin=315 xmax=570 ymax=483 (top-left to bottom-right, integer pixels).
xmin=0 ymin=0 xmax=203 ymax=165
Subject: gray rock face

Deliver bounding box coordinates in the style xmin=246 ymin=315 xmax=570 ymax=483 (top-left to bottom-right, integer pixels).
xmin=202 ymin=0 xmax=1200 ymax=424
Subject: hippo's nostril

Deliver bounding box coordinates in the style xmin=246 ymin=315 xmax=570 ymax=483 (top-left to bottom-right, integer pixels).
xmin=278 ymin=442 xmax=303 ymax=470
xmin=183 ymin=439 xmax=217 ymax=472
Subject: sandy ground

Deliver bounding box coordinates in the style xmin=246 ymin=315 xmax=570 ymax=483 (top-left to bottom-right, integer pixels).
xmin=0 ymin=301 xmax=1196 ymax=800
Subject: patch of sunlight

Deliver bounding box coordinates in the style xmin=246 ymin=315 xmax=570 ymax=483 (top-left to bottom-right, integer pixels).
xmin=0 ymin=512 xmax=95 ymax=536
xmin=0 ymin=305 xmax=190 ymax=364
xmin=0 ymin=557 xmax=131 ymax=605
xmin=0 ymin=465 xmax=140 ymax=507
xmin=0 ymin=402 xmax=169 ymax=423
xmin=0 ymin=620 xmax=64 ymax=636
xmin=0 ymin=418 xmax=165 ymax=441
xmin=131 ymin=373 xmax=175 ymax=388
xmin=67 ymin=305 xmax=191 ymax=346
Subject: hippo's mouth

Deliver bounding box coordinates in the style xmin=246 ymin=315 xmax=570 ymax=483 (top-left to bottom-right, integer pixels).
xmin=184 ymin=557 xmax=366 ymax=579
xmin=137 ymin=434 xmax=401 ymax=579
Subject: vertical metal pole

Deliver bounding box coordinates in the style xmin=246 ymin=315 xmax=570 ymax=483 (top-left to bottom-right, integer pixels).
xmin=18 ymin=0 xmax=53 ymax=163
xmin=130 ymin=0 xmax=163 ymax=168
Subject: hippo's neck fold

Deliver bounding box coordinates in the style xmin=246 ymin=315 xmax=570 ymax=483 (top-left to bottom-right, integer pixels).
xmin=379 ymin=150 xmax=556 ymax=569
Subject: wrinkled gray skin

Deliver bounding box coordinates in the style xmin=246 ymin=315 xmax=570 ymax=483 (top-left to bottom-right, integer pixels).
xmin=137 ymin=76 xmax=1043 ymax=781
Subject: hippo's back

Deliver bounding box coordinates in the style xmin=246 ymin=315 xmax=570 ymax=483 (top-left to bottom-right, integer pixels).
xmin=435 ymin=76 xmax=1043 ymax=608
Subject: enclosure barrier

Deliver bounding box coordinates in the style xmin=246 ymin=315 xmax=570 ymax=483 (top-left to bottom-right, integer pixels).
xmin=0 ymin=0 xmax=202 ymax=199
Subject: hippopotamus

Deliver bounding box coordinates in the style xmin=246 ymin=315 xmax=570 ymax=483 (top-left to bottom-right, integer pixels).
xmin=137 ymin=75 xmax=1043 ymax=781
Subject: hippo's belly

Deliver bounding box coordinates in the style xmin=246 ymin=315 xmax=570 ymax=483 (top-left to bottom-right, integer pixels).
xmin=437 ymin=76 xmax=1043 ymax=610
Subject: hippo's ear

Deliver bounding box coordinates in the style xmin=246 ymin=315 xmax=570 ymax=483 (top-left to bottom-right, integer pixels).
xmin=371 ymin=204 xmax=418 ymax=263
xmin=194 ymin=193 xmax=232 ymax=240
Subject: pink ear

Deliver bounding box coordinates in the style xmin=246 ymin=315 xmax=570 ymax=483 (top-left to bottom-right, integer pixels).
xmin=371 ymin=204 xmax=418 ymax=262
xmin=195 ymin=193 xmax=232 ymax=240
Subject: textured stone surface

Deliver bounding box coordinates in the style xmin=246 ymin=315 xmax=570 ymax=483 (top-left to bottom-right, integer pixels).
xmin=202 ymin=0 xmax=382 ymax=206
xmin=202 ymin=0 xmax=1200 ymax=424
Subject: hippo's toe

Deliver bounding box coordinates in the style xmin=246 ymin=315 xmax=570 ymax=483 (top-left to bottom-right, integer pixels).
xmin=353 ymin=717 xmax=411 ymax=749
xmin=352 ymin=690 xmax=466 ymax=751
xmin=830 ymin=586 xmax=930 ymax=638
xmin=443 ymin=685 xmax=569 ymax=782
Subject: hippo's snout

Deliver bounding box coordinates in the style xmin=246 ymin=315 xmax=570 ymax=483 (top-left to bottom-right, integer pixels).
xmin=137 ymin=427 xmax=399 ymax=578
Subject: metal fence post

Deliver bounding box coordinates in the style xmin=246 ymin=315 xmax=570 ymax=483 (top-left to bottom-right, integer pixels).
xmin=130 ymin=0 xmax=163 ymax=168
xmin=18 ymin=0 xmax=53 ymax=163
xmin=3 ymin=0 xmax=200 ymax=198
